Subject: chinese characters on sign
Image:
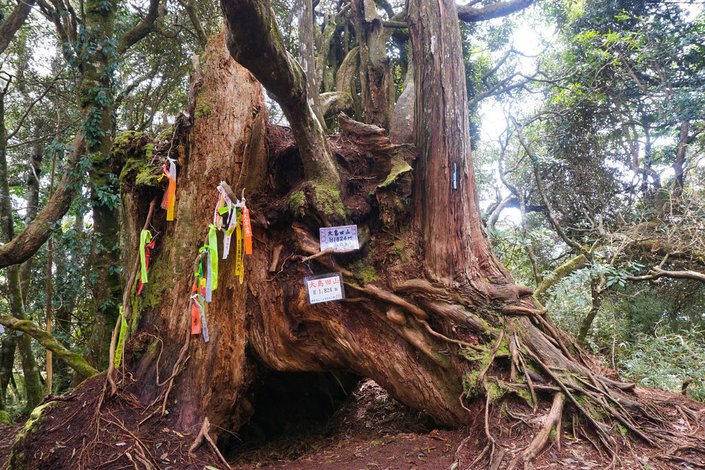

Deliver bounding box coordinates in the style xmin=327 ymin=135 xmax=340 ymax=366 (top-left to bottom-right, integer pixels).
xmin=305 ymin=273 xmax=345 ymax=304
xmin=319 ymin=225 xmax=359 ymax=252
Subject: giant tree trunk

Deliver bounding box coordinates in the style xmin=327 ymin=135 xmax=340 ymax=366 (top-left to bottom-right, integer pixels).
xmin=117 ymin=26 xmax=703 ymax=467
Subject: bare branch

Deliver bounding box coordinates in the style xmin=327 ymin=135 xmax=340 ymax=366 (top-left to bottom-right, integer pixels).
xmin=117 ymin=0 xmax=164 ymax=55
xmin=628 ymin=267 xmax=705 ymax=284
xmin=457 ymin=0 xmax=533 ymax=23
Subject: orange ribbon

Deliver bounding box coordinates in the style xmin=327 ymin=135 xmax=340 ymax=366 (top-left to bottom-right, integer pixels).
xmin=161 ymin=159 xmax=177 ymax=221
xmin=243 ymin=206 xmax=253 ymax=255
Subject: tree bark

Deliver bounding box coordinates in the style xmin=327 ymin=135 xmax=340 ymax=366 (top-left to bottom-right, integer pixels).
xmin=0 ymin=0 xmax=37 ymax=54
xmin=351 ymin=0 xmax=394 ymax=129
xmin=0 ymin=89 xmax=43 ymax=410
xmin=408 ymin=0 xmax=506 ymax=284
xmin=221 ymin=0 xmax=344 ymax=224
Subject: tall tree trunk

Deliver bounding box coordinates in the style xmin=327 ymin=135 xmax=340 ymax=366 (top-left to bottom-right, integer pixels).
xmin=0 ymin=89 xmax=43 ymax=410
xmin=0 ymin=335 xmax=14 ymax=413
xmin=351 ymin=0 xmax=394 ymax=129
xmin=298 ymin=0 xmax=326 ymax=129
xmin=18 ymin=140 xmax=43 ymax=304
xmin=408 ymin=0 xmax=506 ymax=284
xmin=83 ymin=0 xmax=121 ymax=369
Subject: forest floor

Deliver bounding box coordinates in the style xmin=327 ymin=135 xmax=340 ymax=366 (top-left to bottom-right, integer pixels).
xmin=0 ymin=422 xmax=20 ymax=468
xmin=227 ymin=379 xmax=676 ymax=470
xmin=230 ymin=379 xmax=463 ymax=470
xmin=1 ymin=377 xmax=703 ymax=469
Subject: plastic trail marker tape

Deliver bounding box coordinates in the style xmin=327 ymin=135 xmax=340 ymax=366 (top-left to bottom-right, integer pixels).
xmin=243 ymin=206 xmax=253 ymax=255
xmin=235 ymin=208 xmax=245 ymax=284
xmin=161 ymin=158 xmax=177 ymax=221
xmin=114 ymin=306 xmax=129 ymax=368
xmin=208 ymin=224 xmax=219 ymax=291
xmin=137 ymin=229 xmax=156 ymax=295
xmin=218 ymin=183 xmax=236 ymax=259
xmin=190 ymin=284 xmax=202 ymax=335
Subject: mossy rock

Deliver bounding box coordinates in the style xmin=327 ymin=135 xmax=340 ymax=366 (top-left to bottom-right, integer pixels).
xmin=379 ymin=154 xmax=412 ymax=189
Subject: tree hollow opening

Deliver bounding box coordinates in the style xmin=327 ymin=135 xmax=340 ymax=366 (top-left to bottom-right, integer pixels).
xmin=220 ymin=370 xmax=360 ymax=460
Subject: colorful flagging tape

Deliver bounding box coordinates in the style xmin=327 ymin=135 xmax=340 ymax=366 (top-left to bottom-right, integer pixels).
xmin=186 ymin=182 xmax=254 ymax=340
xmin=115 ymin=168 xmax=261 ymax=365
xmin=114 ymin=306 xmax=128 ymax=368
xmin=161 ymin=158 xmax=177 ymax=221
xmin=120 ymin=176 xmax=256 ymax=353
xmin=137 ymin=229 xmax=157 ymax=295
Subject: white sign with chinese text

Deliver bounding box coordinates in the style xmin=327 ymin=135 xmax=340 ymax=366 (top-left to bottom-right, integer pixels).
xmin=319 ymin=225 xmax=359 ymax=252
xmin=305 ymin=273 xmax=345 ymax=304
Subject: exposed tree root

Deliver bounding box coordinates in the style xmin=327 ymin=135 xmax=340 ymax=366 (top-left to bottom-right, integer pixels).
xmin=509 ymin=392 xmax=564 ymax=468
xmin=344 ymin=274 xmax=705 ymax=468
xmin=189 ymin=417 xmax=232 ymax=469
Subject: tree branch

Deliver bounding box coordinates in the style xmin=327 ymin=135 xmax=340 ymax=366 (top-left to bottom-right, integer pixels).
xmin=0 ymin=134 xmax=84 ymax=268
xmin=627 ymin=267 xmax=705 ymax=284
xmin=513 ymin=119 xmax=587 ymax=254
xmin=0 ymin=313 xmax=98 ymax=378
xmin=117 ymin=0 xmax=164 ymax=55
xmin=0 ymin=0 xmax=37 ymax=54
xmin=534 ymin=254 xmax=588 ymax=302
xmin=221 ymin=0 xmax=344 ymax=223
xmin=177 ymin=0 xmax=208 ymax=49
xmin=457 ymin=0 xmax=533 ymax=23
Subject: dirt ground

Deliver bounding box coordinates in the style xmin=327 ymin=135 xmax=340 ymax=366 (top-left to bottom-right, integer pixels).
xmin=0 ymin=422 xmax=20 ymax=468
xmin=230 ymin=379 xmax=465 ymax=470
xmin=228 ymin=379 xmax=702 ymax=470
xmin=1 ymin=377 xmax=704 ymax=469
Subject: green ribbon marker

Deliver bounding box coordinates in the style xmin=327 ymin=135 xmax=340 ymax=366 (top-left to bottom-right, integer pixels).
xmin=208 ymin=224 xmax=219 ymax=291
xmin=139 ymin=229 xmax=152 ymax=284
xmin=114 ymin=306 xmax=128 ymax=368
